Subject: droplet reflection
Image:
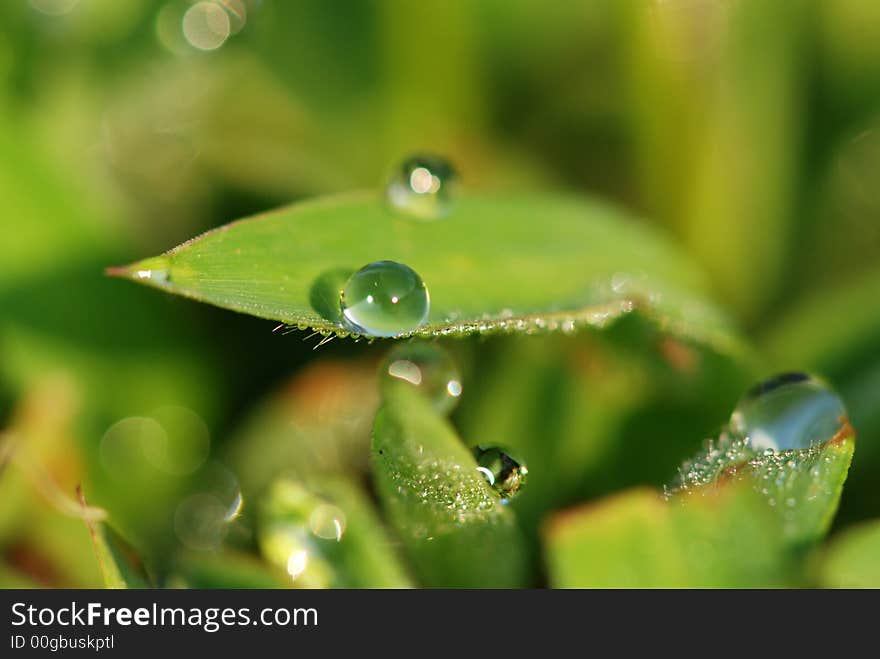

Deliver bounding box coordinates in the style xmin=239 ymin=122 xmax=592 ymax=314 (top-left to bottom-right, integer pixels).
xmin=472 ymin=445 xmax=528 ymax=502
xmin=182 ymin=1 xmax=231 ymax=51
xmin=380 ymin=342 xmax=462 ymax=415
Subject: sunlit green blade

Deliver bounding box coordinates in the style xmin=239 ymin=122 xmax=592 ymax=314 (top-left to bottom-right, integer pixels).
xmin=110 ymin=192 xmax=743 ymax=355
xmin=372 ymin=385 xmax=528 ymax=587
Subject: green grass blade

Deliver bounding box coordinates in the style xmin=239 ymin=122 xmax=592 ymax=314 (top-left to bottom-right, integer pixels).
xmin=109 ymin=191 xmax=744 ymax=354
xmin=669 ymin=426 xmax=855 ymax=546
xmin=372 ymin=384 xmax=528 ymax=587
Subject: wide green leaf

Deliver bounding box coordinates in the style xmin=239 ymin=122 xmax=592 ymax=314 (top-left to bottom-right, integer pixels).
xmin=372 ymin=384 xmax=528 ymax=587
xmin=544 ymin=486 xmax=793 ymax=588
xmin=109 ymin=191 xmax=744 ymax=352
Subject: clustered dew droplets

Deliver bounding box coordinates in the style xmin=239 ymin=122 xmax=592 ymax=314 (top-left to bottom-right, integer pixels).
xmin=386 ymin=154 xmax=458 ymax=220
xmin=380 ymin=342 xmax=462 ymax=415
xmin=472 ymin=445 xmax=528 ymax=502
xmin=339 ymin=260 xmax=430 ymax=337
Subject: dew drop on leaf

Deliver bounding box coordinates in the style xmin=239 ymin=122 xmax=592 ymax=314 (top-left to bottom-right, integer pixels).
xmin=380 ymin=342 xmax=462 ymax=415
xmin=729 ymin=372 xmax=848 ymax=452
xmin=472 ymin=445 xmax=528 ymax=502
xmin=386 ymin=154 xmax=458 ymax=220
xmin=340 ymin=260 xmax=430 ymax=337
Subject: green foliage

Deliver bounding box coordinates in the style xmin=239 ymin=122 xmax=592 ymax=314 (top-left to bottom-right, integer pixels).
xmin=670 ymin=428 xmax=855 ymax=545
xmin=111 ymin=192 xmax=745 ymax=355
xmin=373 ymin=385 xmax=528 ymax=587
xmin=2 ymin=0 xmax=880 ymax=590
xmin=545 ymin=427 xmax=854 ymax=588
xmin=818 ymin=519 xmax=880 ymax=588
xmin=545 ymin=486 xmax=794 ymax=588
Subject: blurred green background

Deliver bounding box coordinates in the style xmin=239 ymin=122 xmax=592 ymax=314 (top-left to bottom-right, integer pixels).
xmin=1 ymin=0 xmax=880 ymax=587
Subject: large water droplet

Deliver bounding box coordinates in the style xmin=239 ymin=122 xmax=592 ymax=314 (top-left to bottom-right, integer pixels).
xmin=472 ymin=445 xmax=528 ymax=501
xmin=381 ymin=343 xmax=462 ymax=414
xmin=340 ymin=260 xmax=429 ymax=337
xmin=729 ymin=373 xmax=847 ymax=452
xmin=386 ymin=155 xmax=457 ymax=220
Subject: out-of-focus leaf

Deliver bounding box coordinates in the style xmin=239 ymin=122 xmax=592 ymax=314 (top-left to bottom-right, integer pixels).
xmin=225 ymin=360 xmax=379 ymax=499
xmin=818 ymin=519 xmax=880 ymax=588
xmin=0 ymin=115 xmax=224 ymax=563
xmin=0 ymin=561 xmax=41 ymax=588
xmin=171 ymin=550 xmax=289 ymax=589
xmin=0 ymin=380 xmax=104 ymax=587
xmin=79 ymin=487 xmax=148 ymax=589
xmin=544 ymin=486 xmax=793 ymax=588
xmin=819 ymin=0 xmax=880 ymax=126
xmin=111 ymin=192 xmax=746 ymax=360
xmin=372 ymin=384 xmax=528 ymax=587
xmin=763 ymin=266 xmax=880 ymax=376
xmin=0 ymin=113 xmax=117 ymax=283
xmin=259 ymin=477 xmax=411 ymax=588
xmin=657 ymin=0 xmax=809 ymax=322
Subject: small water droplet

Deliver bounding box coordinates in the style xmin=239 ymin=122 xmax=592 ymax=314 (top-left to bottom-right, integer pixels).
xmin=472 ymin=445 xmax=528 ymax=501
xmin=340 ymin=260 xmax=429 ymax=337
xmin=386 ymin=154 xmax=458 ymax=220
xmin=729 ymin=372 xmax=847 ymax=452
xmin=381 ymin=342 xmax=462 ymax=414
